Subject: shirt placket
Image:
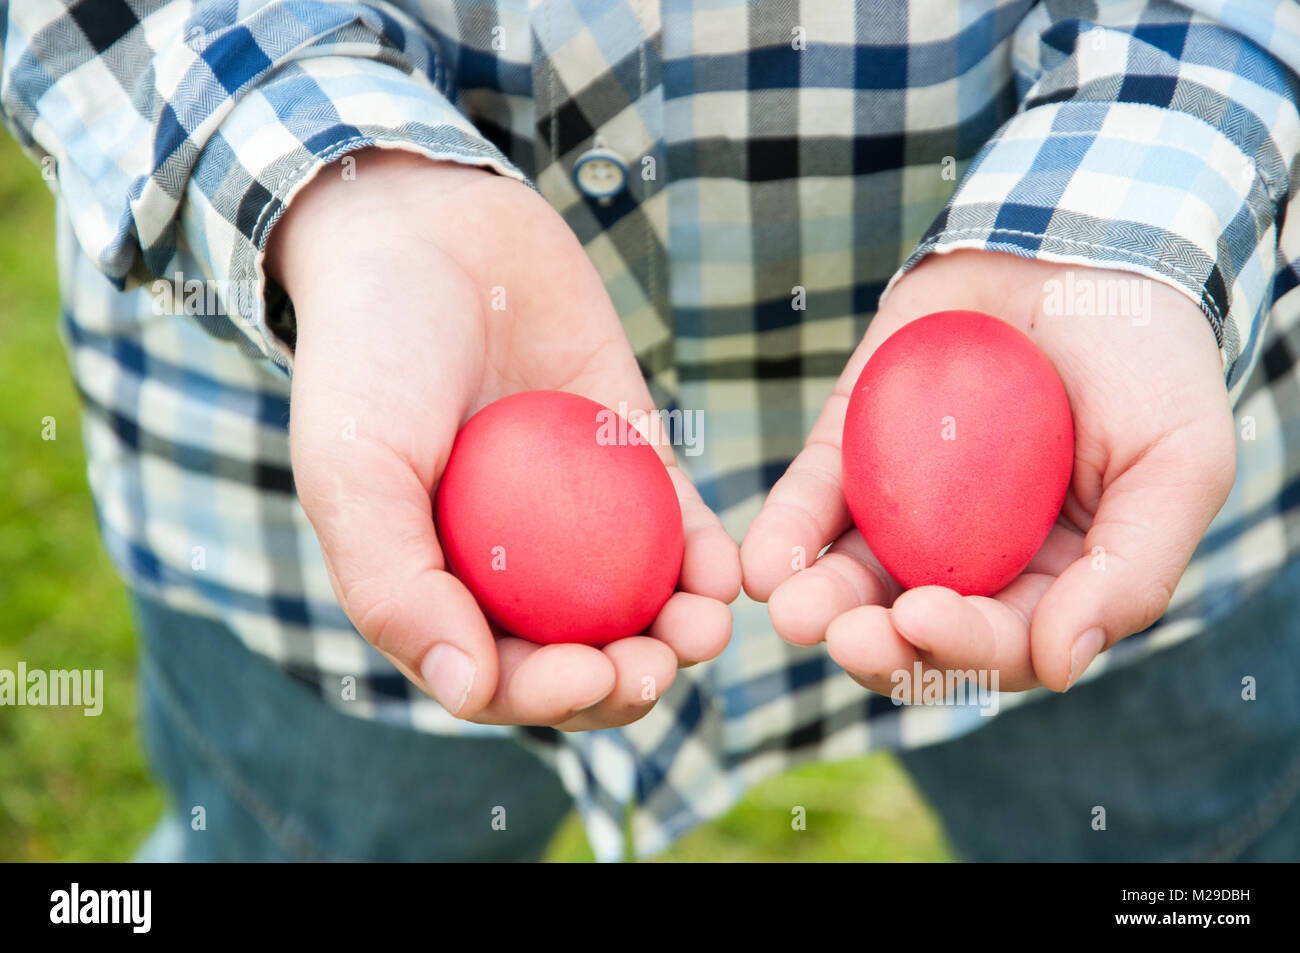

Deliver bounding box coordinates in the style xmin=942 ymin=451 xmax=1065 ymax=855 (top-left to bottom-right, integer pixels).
xmin=528 ymin=0 xmax=675 ymax=407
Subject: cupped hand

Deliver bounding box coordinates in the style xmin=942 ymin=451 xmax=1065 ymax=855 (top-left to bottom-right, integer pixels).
xmin=267 ymin=149 xmax=740 ymax=729
xmin=741 ymin=249 xmax=1236 ymax=694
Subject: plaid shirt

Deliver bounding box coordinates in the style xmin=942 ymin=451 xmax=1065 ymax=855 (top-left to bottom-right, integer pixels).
xmin=4 ymin=0 xmax=1299 ymax=861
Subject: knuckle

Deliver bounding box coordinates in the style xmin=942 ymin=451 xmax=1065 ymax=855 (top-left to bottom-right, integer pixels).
xmin=345 ymin=580 xmax=400 ymax=648
xmin=1134 ymin=576 xmax=1175 ymax=632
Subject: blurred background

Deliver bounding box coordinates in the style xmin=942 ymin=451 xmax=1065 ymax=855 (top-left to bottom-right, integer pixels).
xmin=0 ymin=129 xmax=951 ymax=862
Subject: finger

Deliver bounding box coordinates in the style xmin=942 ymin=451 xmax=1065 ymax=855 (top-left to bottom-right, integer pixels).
xmin=825 ymin=604 xmax=930 ymax=698
xmin=649 ymin=591 xmax=733 ymax=665
xmin=882 ymin=520 xmax=1080 ymax=690
xmin=472 ymin=638 xmax=617 ymax=726
xmin=889 ymin=576 xmax=1051 ymax=691
xmin=291 ymin=430 xmax=504 ymax=718
xmin=742 ymin=319 xmax=889 ymax=602
xmin=286 ymin=257 xmax=509 ymax=719
xmin=669 ymin=465 xmax=743 ymax=603
xmin=1022 ymin=519 xmax=1088 ymax=577
xmin=555 ymin=637 xmax=678 ymax=731
xmin=768 ymin=530 xmax=898 ymax=646
xmin=741 ymin=400 xmax=854 ymax=601
xmin=1030 ymin=422 xmax=1236 ymax=691
xmin=889 ymin=586 xmax=998 ymax=671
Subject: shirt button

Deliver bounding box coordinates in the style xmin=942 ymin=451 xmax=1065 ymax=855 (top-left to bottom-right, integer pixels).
xmin=573 ymin=147 xmax=628 ymax=205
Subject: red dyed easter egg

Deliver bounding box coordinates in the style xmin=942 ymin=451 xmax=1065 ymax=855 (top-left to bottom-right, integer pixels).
xmin=842 ymin=310 xmax=1073 ymax=596
xmin=435 ymin=390 xmax=683 ymax=646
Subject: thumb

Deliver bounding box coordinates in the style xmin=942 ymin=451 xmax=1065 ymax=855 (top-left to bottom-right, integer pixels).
xmin=289 ymin=410 xmax=501 ymax=720
xmin=1030 ymin=419 xmax=1236 ymax=692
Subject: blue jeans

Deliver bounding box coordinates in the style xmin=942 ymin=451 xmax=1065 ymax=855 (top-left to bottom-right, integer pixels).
xmin=131 ymin=559 xmax=1300 ymax=862
xmin=900 ymin=555 xmax=1300 ymax=861
xmin=131 ymin=594 xmax=573 ymax=861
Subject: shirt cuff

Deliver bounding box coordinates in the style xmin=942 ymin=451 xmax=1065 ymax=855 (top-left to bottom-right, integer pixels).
xmin=181 ymin=54 xmax=527 ymax=370
xmin=884 ymin=97 xmax=1281 ymax=398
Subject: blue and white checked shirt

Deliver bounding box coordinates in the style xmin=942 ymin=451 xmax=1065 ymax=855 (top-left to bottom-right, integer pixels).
xmin=3 ymin=0 xmax=1299 ymax=861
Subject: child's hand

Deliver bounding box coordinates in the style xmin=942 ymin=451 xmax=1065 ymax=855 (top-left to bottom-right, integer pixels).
xmin=742 ymin=250 xmax=1236 ymax=693
xmin=266 ymin=149 xmax=740 ymax=729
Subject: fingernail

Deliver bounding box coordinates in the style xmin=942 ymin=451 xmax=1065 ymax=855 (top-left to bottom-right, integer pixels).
xmin=421 ymin=644 xmax=476 ymax=715
xmin=1067 ymin=627 xmax=1106 ymax=689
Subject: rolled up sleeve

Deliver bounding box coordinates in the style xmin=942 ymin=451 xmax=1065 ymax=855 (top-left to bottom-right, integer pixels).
xmin=1 ymin=1 xmax=525 ymax=368
xmin=886 ymin=0 xmax=1300 ymax=402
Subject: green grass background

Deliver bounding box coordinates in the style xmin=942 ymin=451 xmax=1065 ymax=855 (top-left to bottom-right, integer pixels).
xmin=0 ymin=130 xmax=951 ymax=862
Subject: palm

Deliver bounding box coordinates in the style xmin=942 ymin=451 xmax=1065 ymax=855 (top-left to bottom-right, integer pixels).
xmin=742 ymin=250 xmax=1235 ymax=693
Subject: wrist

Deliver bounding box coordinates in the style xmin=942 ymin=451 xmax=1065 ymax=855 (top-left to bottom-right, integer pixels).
xmin=263 ymin=147 xmax=500 ymax=300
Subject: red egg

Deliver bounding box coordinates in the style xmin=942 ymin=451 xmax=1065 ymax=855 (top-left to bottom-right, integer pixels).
xmin=434 ymin=390 xmax=684 ymax=646
xmin=841 ymin=310 xmax=1074 ymax=597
